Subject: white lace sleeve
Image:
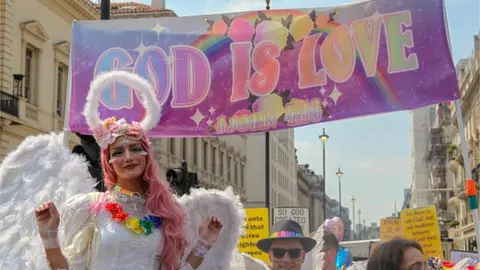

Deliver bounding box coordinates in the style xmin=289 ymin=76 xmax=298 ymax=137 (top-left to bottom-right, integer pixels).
xmin=59 ymin=193 xmax=99 ymax=270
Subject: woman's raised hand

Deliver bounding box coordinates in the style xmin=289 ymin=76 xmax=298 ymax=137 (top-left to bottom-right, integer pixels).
xmin=35 ymin=202 xmax=60 ymax=232
xmin=198 ymin=216 xmax=224 ymax=246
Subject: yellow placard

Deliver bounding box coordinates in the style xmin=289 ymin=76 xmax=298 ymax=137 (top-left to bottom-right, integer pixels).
xmin=380 ymin=218 xmax=402 ymax=242
xmin=237 ymin=208 xmax=270 ymax=264
xmin=400 ymin=206 xmax=443 ymax=259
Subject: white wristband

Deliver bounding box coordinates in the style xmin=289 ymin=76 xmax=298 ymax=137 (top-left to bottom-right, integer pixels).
xmin=42 ymin=236 xmax=60 ymax=249
xmin=39 ymin=228 xmax=60 ymax=249
xmin=193 ymin=238 xmax=211 ymax=258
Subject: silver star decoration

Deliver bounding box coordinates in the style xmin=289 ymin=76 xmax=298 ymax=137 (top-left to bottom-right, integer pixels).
xmin=322 ymin=99 xmax=329 ymax=107
xmin=371 ymin=10 xmax=382 ymax=22
xmin=208 ymin=106 xmax=216 ymax=115
xmin=319 ymin=87 xmax=327 ymax=95
xmin=134 ymin=39 xmax=148 ymax=55
xmin=329 ymin=84 xmax=343 ymax=105
xmin=190 ymin=108 xmax=206 ymax=127
xmin=152 ymin=22 xmax=167 ymax=39
xmin=206 ymin=118 xmax=213 ymax=126
xmin=165 ymin=55 xmax=175 ymax=66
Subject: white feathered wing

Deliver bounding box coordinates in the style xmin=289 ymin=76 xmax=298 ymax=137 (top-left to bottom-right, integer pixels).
xmin=310 ymin=224 xmax=326 ymax=270
xmin=0 ymin=132 xmax=96 ymax=270
xmin=177 ymin=187 xmax=246 ymax=270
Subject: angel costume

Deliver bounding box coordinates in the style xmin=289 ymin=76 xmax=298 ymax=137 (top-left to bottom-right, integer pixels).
xmin=0 ymin=71 xmax=245 ymax=270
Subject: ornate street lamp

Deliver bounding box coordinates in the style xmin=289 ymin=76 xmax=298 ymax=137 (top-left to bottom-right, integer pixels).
xmin=319 ymin=128 xmax=329 ymax=221
xmin=336 ymin=167 xmax=343 ymax=218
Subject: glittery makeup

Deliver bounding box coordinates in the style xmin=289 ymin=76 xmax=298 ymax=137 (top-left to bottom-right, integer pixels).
xmin=137 ymin=150 xmax=148 ymax=156
xmin=109 ymin=149 xmax=147 ymax=164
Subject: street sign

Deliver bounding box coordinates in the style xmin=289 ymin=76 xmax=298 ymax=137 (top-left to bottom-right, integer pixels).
xmin=272 ymin=207 xmax=310 ymax=234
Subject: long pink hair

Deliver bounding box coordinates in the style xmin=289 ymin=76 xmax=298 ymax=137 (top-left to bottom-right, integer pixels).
xmin=100 ymin=136 xmax=188 ymax=269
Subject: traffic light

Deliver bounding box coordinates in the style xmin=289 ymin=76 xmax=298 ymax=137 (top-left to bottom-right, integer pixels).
xmin=166 ymin=161 xmax=198 ymax=196
xmin=187 ymin=172 xmax=198 ymax=189
xmin=72 ymin=133 xmax=105 ymax=192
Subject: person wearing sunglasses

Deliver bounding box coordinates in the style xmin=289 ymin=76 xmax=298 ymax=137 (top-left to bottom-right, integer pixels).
xmin=257 ymin=220 xmax=317 ymax=270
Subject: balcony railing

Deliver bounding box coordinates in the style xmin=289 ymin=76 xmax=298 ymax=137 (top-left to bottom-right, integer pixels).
xmin=0 ymin=91 xmax=19 ymax=117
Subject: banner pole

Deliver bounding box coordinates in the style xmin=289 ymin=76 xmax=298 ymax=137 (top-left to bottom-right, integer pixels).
xmin=454 ymin=99 xmax=480 ymax=257
xmin=63 ymin=40 xmax=74 ymax=147
xmin=441 ymin=0 xmax=480 ymax=257
xmin=265 ymin=0 xmax=271 ymax=229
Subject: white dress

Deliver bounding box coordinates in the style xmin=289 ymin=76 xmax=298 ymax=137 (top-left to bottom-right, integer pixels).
xmin=0 ymin=132 xmax=245 ymax=270
xmin=61 ymin=191 xmax=192 ymax=270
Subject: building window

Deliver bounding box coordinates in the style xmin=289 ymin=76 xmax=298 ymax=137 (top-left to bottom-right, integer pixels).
xmin=220 ymin=152 xmax=224 ymax=177
xmin=182 ymin=138 xmax=187 ymax=160
xmin=271 ymin=188 xmax=275 ymax=205
xmin=241 ymin=164 xmax=245 ymax=187
xmin=203 ymin=141 xmax=208 ymax=170
xmin=193 ymin=138 xmax=198 ymax=166
xmin=228 ymin=156 xmax=232 ymax=182
xmin=24 ymin=46 xmax=37 ymax=103
xmin=234 ymin=162 xmax=238 ymax=185
xmin=56 ymin=64 xmax=68 ymax=117
xmin=211 ymin=147 xmax=217 ymax=175
xmin=169 ymin=139 xmax=175 ymax=155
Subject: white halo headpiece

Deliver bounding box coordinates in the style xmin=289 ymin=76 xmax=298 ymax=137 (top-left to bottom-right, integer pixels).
xmin=82 ymin=70 xmax=162 ymax=148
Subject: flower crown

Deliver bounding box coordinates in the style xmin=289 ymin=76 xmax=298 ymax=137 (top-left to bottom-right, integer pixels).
xmin=83 ymin=70 xmax=162 ymax=149
xmin=92 ymin=117 xmax=145 ymax=148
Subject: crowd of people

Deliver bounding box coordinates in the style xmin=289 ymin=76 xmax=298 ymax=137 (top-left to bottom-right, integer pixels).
xmin=250 ymin=218 xmax=475 ymax=270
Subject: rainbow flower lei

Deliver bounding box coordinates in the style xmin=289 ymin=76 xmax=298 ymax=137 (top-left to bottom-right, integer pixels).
xmin=104 ymin=202 xmax=162 ymax=235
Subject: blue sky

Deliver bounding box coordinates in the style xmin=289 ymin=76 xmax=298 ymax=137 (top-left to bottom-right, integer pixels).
xmin=112 ymin=0 xmax=479 ymax=226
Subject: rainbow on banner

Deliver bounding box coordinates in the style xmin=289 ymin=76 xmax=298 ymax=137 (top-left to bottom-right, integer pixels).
xmin=68 ymin=0 xmax=460 ymax=137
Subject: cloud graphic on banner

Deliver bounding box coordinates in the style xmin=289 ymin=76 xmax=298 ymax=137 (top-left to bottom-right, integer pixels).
xmin=69 ymin=0 xmax=460 ymax=137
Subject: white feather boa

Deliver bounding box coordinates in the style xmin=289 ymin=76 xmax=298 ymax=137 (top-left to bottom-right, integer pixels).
xmin=0 ymin=132 xmax=245 ymax=269
xmin=177 ymin=187 xmax=246 ymax=270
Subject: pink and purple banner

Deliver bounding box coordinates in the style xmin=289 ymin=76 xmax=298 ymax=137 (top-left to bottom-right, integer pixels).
xmin=68 ymin=0 xmax=460 ymax=137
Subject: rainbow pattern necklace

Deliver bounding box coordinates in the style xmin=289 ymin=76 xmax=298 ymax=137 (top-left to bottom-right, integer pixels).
xmin=106 ymin=185 xmax=162 ymax=235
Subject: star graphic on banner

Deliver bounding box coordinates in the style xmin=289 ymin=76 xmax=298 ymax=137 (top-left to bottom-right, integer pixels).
xmin=322 ymin=99 xmax=329 ymax=107
xmin=371 ymin=10 xmax=382 ymax=22
xmin=164 ymin=55 xmax=174 ymax=65
xmin=208 ymin=106 xmax=216 ymax=115
xmin=190 ymin=108 xmax=206 ymax=127
xmin=319 ymin=87 xmax=327 ymax=96
xmin=206 ymin=118 xmax=213 ymax=126
xmin=152 ymin=22 xmax=167 ymax=39
xmin=329 ymin=84 xmax=343 ymax=105
xmin=134 ymin=39 xmax=148 ymax=55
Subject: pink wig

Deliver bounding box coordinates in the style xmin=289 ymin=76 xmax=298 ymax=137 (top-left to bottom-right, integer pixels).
xmin=100 ymin=136 xmax=188 ymax=269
